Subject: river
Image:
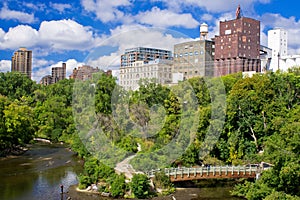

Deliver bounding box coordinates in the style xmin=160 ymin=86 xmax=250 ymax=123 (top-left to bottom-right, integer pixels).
xmin=0 ymin=144 xmax=242 ymax=200
xmin=0 ymin=143 xmax=83 ymax=200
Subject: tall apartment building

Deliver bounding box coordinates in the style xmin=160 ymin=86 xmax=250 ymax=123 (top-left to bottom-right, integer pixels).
xmin=11 ymin=47 xmax=32 ymax=79
xmin=214 ymin=6 xmax=261 ymax=76
xmin=121 ymin=47 xmax=172 ymax=67
xmin=119 ymin=59 xmax=173 ymax=90
xmin=173 ymin=23 xmax=215 ymax=79
xmin=69 ymin=65 xmax=100 ymax=80
xmin=268 ymin=28 xmax=288 ymax=71
xmin=51 ymin=63 xmax=66 ymax=84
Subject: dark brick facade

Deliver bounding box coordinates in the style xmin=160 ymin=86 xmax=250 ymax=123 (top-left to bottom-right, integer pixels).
xmin=214 ymin=17 xmax=261 ymax=76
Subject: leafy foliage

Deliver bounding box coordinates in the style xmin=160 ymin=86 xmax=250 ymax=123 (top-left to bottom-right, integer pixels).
xmin=130 ymin=174 xmax=151 ymax=199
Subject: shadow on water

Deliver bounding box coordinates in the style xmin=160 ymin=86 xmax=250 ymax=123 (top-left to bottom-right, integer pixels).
xmin=0 ymin=143 xmax=83 ymax=200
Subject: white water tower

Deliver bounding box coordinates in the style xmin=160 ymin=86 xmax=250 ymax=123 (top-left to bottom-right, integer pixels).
xmin=200 ymin=23 xmax=209 ymax=40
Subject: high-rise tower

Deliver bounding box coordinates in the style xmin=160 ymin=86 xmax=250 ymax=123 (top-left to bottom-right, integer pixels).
xmin=268 ymin=28 xmax=288 ymax=71
xmin=11 ymin=47 xmax=32 ymax=79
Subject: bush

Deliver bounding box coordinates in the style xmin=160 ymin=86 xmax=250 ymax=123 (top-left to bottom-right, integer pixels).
xmin=130 ymin=174 xmax=150 ymax=199
xmin=110 ymin=174 xmax=127 ymax=197
xmin=153 ymin=171 xmax=173 ymax=189
xmin=78 ymin=174 xmax=91 ymax=189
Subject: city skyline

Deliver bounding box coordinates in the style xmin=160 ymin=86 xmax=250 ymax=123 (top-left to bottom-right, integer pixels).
xmin=0 ymin=0 xmax=300 ymax=81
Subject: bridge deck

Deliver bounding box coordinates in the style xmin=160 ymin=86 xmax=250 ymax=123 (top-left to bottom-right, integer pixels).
xmin=146 ymin=166 xmax=266 ymax=182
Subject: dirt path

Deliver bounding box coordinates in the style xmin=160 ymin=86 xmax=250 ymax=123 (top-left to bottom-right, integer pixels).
xmin=114 ymin=143 xmax=142 ymax=179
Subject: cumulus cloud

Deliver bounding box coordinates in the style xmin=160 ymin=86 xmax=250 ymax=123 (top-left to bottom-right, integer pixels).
xmin=0 ymin=60 xmax=11 ymax=73
xmin=50 ymin=3 xmax=72 ymax=13
xmin=260 ymin=13 xmax=300 ymax=54
xmin=81 ymin=0 xmax=132 ymax=23
xmin=0 ymin=19 xmax=96 ymax=51
xmin=0 ymin=4 xmax=35 ymax=23
xmin=0 ymin=25 xmax=39 ymax=49
xmin=39 ymin=19 xmax=95 ymax=50
xmin=136 ymin=7 xmax=199 ymax=29
xmin=201 ymin=14 xmax=214 ymax=22
xmin=23 ymin=2 xmax=46 ymax=11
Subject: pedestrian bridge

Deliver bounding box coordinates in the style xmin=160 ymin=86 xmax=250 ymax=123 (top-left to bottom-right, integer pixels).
xmin=146 ymin=165 xmax=271 ymax=182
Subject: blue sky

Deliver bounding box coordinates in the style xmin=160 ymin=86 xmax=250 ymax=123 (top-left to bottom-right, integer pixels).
xmin=1 ymin=0 xmax=300 ymax=81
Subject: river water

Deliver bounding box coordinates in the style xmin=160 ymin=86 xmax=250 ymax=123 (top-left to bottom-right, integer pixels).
xmin=0 ymin=144 xmax=242 ymax=200
xmin=0 ymin=143 xmax=83 ymax=200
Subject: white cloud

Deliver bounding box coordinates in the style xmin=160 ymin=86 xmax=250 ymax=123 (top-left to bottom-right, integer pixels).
xmin=50 ymin=3 xmax=72 ymax=13
xmin=201 ymin=14 xmax=214 ymax=22
xmin=0 ymin=4 xmax=35 ymax=23
xmin=0 ymin=60 xmax=11 ymax=73
xmin=136 ymin=7 xmax=199 ymax=29
xmin=81 ymin=0 xmax=132 ymax=23
xmin=260 ymin=13 xmax=300 ymax=54
xmin=39 ymin=19 xmax=95 ymax=50
xmin=0 ymin=25 xmax=39 ymax=49
xmin=23 ymin=2 xmax=46 ymax=11
xmin=0 ymin=19 xmax=97 ymax=51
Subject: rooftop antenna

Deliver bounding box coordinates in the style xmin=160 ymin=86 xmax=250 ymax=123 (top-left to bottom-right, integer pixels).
xmin=236 ymin=5 xmax=242 ymax=19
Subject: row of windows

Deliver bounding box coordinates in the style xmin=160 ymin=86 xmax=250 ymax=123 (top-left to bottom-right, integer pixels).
xmin=174 ymin=51 xmax=205 ymax=57
xmin=120 ymin=75 xmax=172 ymax=85
xmin=225 ymin=23 xmax=259 ymax=29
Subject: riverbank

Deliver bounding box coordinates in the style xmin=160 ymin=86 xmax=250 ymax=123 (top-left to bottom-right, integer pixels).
xmin=68 ymin=184 xmax=242 ymax=200
xmin=0 ymin=145 xmax=29 ymax=157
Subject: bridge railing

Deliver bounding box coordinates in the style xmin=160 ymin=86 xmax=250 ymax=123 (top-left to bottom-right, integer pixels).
xmin=145 ymin=165 xmax=264 ymax=178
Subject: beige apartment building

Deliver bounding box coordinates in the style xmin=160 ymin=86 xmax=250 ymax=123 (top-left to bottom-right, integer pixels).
xmin=119 ymin=59 xmax=172 ymax=90
xmin=11 ymin=47 xmax=32 ymax=79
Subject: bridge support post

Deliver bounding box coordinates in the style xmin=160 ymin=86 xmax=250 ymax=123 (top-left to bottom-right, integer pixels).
xmin=187 ymin=168 xmax=190 ymax=177
xmin=194 ymin=168 xmax=196 ymax=177
xmin=174 ymin=168 xmax=177 ymax=179
xmin=226 ymin=166 xmax=228 ymax=176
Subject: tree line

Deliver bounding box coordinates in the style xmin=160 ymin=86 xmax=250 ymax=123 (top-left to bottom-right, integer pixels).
xmin=0 ymin=68 xmax=299 ymax=199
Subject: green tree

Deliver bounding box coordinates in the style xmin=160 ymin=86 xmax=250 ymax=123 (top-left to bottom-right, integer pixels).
xmin=0 ymin=72 xmax=37 ymax=100
xmin=95 ymin=73 xmax=116 ymax=114
xmin=4 ymin=99 xmax=35 ymax=147
xmin=130 ymin=174 xmax=151 ymax=199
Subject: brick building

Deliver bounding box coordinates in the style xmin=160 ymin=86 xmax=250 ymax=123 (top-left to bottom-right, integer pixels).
xmin=69 ymin=65 xmax=100 ymax=81
xmin=214 ymin=8 xmax=261 ymax=76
